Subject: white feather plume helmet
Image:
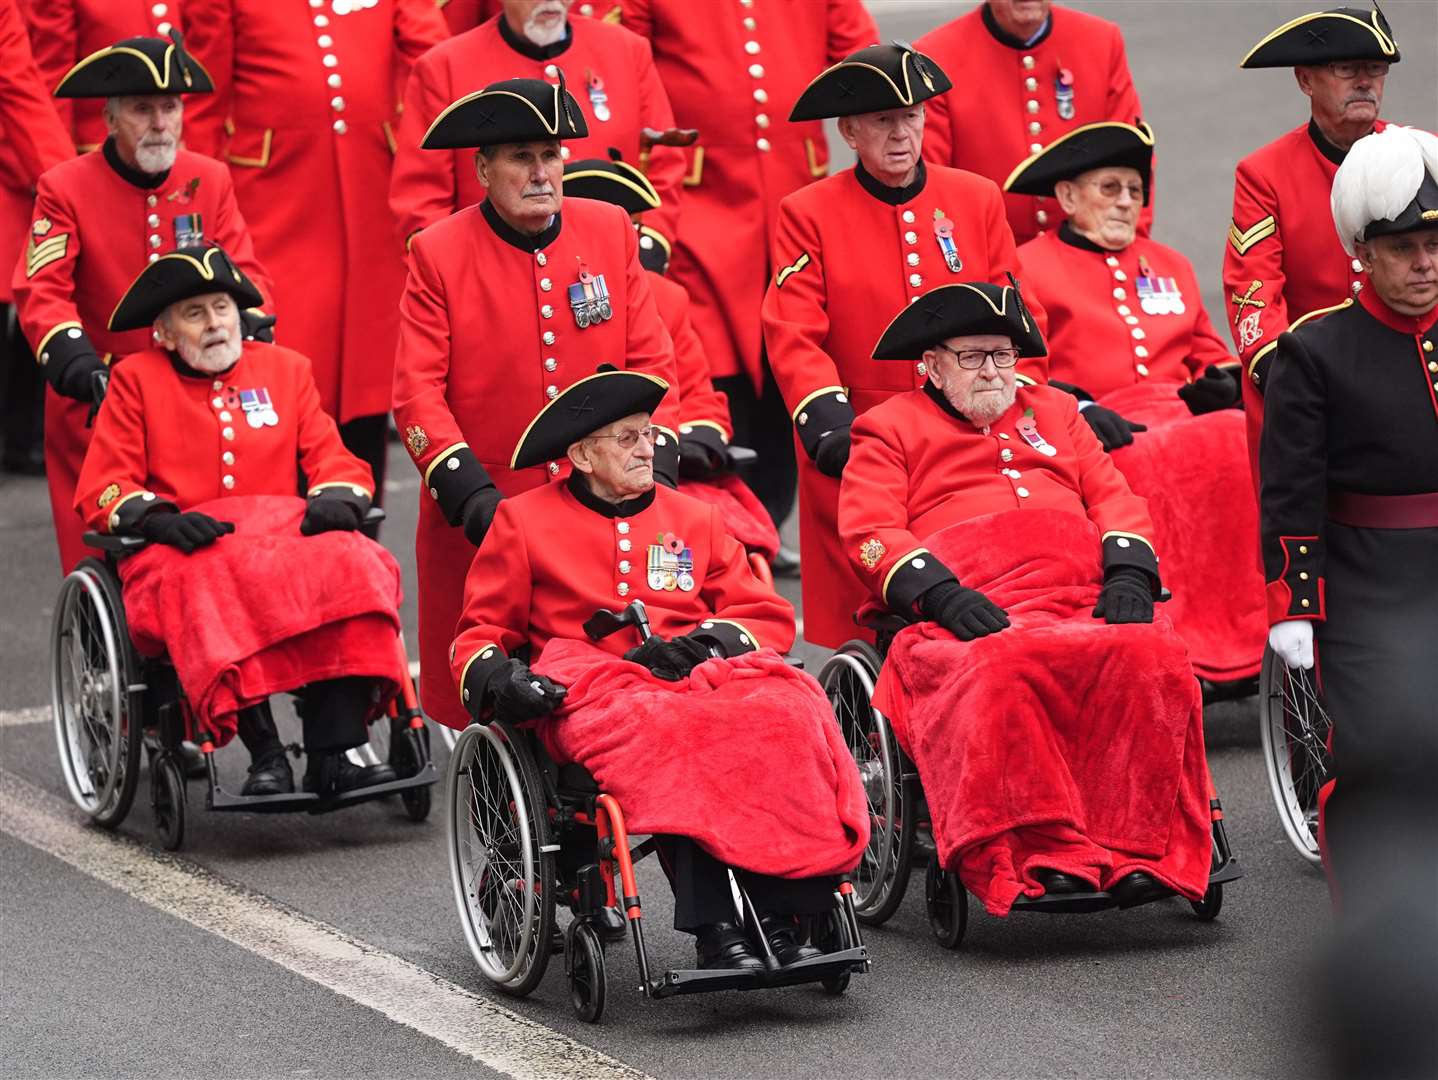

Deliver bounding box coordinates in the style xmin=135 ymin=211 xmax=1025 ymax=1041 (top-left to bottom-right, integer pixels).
xmin=1331 ymin=126 xmax=1438 ymax=256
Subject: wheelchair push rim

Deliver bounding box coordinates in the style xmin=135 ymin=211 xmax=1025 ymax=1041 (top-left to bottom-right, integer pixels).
xmin=446 ymin=723 xmax=554 ymax=990
xmin=1258 ymin=646 xmax=1330 ymax=865
xmin=50 ymin=562 xmax=142 ymax=825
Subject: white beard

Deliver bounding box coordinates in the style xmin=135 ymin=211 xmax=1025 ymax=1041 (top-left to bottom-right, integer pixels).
xmin=524 ymin=7 xmax=568 ymax=46
xmin=177 ymin=333 xmax=241 ymax=374
xmin=135 ymin=139 xmax=177 ymax=174
xmin=952 ymin=380 xmax=1017 ymax=427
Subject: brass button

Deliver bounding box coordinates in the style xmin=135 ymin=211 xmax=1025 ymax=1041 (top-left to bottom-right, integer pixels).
xmin=1301 ymin=598 xmax=1310 ymax=608
xmin=1299 ymin=572 xmax=1309 ymax=581
xmin=1298 ymin=545 xmax=1308 ymax=555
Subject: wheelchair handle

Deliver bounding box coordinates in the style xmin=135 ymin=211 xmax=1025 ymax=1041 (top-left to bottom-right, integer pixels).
xmin=583 ymin=599 xmax=652 ymax=644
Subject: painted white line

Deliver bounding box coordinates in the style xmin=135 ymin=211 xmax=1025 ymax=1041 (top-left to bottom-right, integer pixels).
xmin=0 ymin=770 xmax=651 ymax=1080
xmin=0 ymin=706 xmax=48 ymax=729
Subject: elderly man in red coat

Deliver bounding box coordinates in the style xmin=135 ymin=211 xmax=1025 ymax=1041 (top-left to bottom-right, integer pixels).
xmin=451 ymin=369 xmax=866 ymax=971
xmin=390 ymin=0 xmax=684 ymax=248
xmin=181 ymin=0 xmax=447 ymax=497
xmin=1010 ymin=121 xmax=1267 ymax=685
xmin=762 ymin=43 xmax=1044 ymax=648
xmin=11 ymin=33 xmax=274 ymax=573
xmin=917 ymin=0 xmax=1148 ymax=247
xmin=839 ymin=281 xmax=1214 ymax=917
xmin=392 ymin=76 xmax=679 ymax=733
xmin=75 ymin=246 xmax=404 ymax=801
xmin=1224 ymin=5 xmax=1403 ymax=481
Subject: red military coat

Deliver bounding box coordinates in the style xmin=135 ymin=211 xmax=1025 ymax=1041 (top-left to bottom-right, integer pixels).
xmin=23 ymin=0 xmax=180 ymax=153
xmin=12 ymin=146 xmax=273 ymax=572
xmin=840 ymin=383 xmax=1157 ymax=613
xmin=449 ymin=478 xmax=794 ymax=726
xmin=650 ymin=270 xmax=732 ymax=443
xmin=389 ymin=13 xmax=683 ymax=246
xmin=392 ymin=195 xmax=680 ymax=731
xmin=614 ymin=0 xmax=877 ymax=385
xmin=918 ymin=2 xmax=1148 ymax=247
xmin=1018 ymin=227 xmax=1234 ymax=397
xmin=762 ymin=162 xmax=1045 ymax=647
xmin=75 ymin=342 xmax=372 ymax=534
xmin=182 ymin=0 xmax=447 ymax=425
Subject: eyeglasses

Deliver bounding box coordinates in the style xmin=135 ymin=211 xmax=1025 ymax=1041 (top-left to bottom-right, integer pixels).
xmin=588 ymin=425 xmax=658 ymax=449
xmin=1084 ymin=178 xmax=1145 ymax=202
xmin=935 ymin=344 xmax=1020 ymax=370
xmin=1325 ymin=60 xmax=1390 ymax=79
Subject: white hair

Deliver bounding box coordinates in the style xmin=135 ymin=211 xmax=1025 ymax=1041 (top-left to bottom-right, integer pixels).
xmin=1331 ymin=126 xmax=1438 ymax=256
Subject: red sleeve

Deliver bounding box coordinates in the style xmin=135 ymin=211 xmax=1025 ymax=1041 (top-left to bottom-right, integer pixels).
xmin=1061 ymin=392 xmax=1156 ymax=557
xmin=388 ymin=48 xmax=455 ymax=245
xmin=12 ymin=170 xmax=93 ymax=363
xmin=983 ymin=182 xmax=1048 ymax=381
xmin=634 ymin=33 xmax=683 ymax=245
xmin=1104 ymin=24 xmax=1151 ymax=238
xmin=392 ymin=234 xmax=464 ymax=479
xmin=1188 ymin=295 xmax=1240 ymax=378
xmin=293 ymin=353 xmax=374 ymax=498
xmin=21 ymin=0 xmax=76 ymax=142
xmin=613 ymin=0 xmax=652 ymax=39
xmin=1223 ymin=154 xmax=1286 ymax=386
xmin=620 ymin=219 xmax=681 ymax=439
xmin=450 ymin=497 xmax=535 ymax=691
xmin=762 ymin=197 xmax=843 ymax=419
xmin=74 ymin=361 xmax=175 ymax=532
xmin=0 ymin=0 xmax=74 ymax=182
xmin=695 ymin=503 xmax=796 ymax=652
xmin=178 ymin=0 xmax=234 ymax=159
xmin=826 ymin=0 xmax=878 ymax=61
xmin=657 ymin=275 xmax=731 ymax=439
xmin=393 ymin=0 xmax=448 ymax=70
xmin=208 ymin=165 xmax=276 ymax=317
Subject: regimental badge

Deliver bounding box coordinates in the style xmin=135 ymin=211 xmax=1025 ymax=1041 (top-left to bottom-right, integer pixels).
xmin=1015 ymin=408 xmax=1058 ymax=457
xmin=31 ymin=218 xmax=51 ymax=238
xmin=24 ymin=231 xmax=68 ymax=277
xmin=1055 ymin=68 xmax=1076 ymax=121
xmin=568 ymin=260 xmax=613 ymax=328
xmin=1238 ymin=311 xmax=1263 ymax=350
xmin=405 ymin=424 xmax=430 ymax=457
xmin=647 ymin=531 xmax=695 ymax=592
xmin=1230 ymin=279 xmax=1266 ymax=325
xmin=238 ymin=386 xmax=279 ymax=428
xmin=1135 ymin=256 xmax=1185 ymax=315
xmin=586 ymin=70 xmax=610 ymax=123
xmin=859 ymin=537 xmax=886 ymax=571
xmin=933 ymin=209 xmax=962 ymax=273
xmin=173 ymin=212 xmax=204 ymax=248
xmin=97 ymin=483 xmax=121 ymax=508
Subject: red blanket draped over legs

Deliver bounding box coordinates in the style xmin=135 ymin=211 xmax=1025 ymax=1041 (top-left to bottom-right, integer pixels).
xmin=872 ymin=509 xmax=1213 ymax=916
xmin=533 ymin=640 xmax=869 ymax=879
xmin=119 ymin=494 xmax=405 ymax=744
xmin=1101 ymin=382 xmax=1267 ymax=683
xmin=678 ymin=474 xmax=781 ymax=561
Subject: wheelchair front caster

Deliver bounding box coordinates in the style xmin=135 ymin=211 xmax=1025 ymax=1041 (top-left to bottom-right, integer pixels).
xmin=1189 ymin=882 xmax=1223 ymax=922
xmin=808 ymin=909 xmax=856 ymax=996
xmin=925 ymin=854 xmax=967 ymax=950
xmin=566 ymin=920 xmax=607 ymax=1023
xmin=151 ymin=753 xmax=186 ymax=851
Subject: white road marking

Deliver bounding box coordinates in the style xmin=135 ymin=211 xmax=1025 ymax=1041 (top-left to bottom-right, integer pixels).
xmin=0 ymin=706 xmax=48 ymax=729
xmin=0 ymin=767 xmax=650 ymax=1080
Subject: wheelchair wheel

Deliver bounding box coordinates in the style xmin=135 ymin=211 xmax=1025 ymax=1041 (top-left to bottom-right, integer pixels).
xmin=566 ymin=920 xmax=607 ymax=1023
xmin=447 ymin=722 xmax=556 ymax=996
xmin=1258 ymin=646 xmax=1331 ymax=865
xmin=809 ymin=907 xmax=857 ymax=996
xmin=151 ymin=753 xmax=186 ymax=851
xmin=387 ymin=723 xmax=433 ymax=823
xmin=819 ymin=642 xmax=914 ymax=926
xmin=51 ymin=559 xmax=144 ymax=829
xmin=1190 ymin=882 xmax=1223 ymax=922
xmin=924 ymin=854 xmax=968 ymax=950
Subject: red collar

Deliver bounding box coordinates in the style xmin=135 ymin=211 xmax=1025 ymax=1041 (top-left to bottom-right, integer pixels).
xmin=1357 ymin=285 xmax=1438 ymax=336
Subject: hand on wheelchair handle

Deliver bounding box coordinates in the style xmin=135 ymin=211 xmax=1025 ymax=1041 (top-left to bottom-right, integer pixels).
xmin=461 ymin=485 xmax=503 ymax=546
xmin=138 ymin=510 xmax=236 ymax=554
xmin=623 ymin=633 xmax=711 ymax=681
xmin=1177 ymin=365 xmax=1241 ymax=415
xmin=239 ymin=308 xmax=277 ymax=343
xmin=919 ymin=580 xmax=1009 ymax=641
xmin=1080 ymin=403 xmax=1146 ymax=450
xmin=1092 ymin=566 xmax=1155 ymax=624
xmin=677 ymin=435 xmax=728 ymax=480
xmin=1268 ymin=619 xmax=1315 ymax=670
xmin=812 ymin=426 xmax=851 ymax=478
xmin=480 ymin=658 xmax=567 ymax=722
xmin=299 ymin=497 xmax=363 ymax=535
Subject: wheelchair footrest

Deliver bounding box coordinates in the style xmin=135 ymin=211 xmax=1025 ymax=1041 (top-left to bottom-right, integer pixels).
xmin=207 ymin=761 xmax=439 ymax=815
xmin=650 ymin=946 xmax=868 ymax=998
xmin=1010 ymin=891 xmax=1116 ymax=914
xmin=1209 ymin=856 xmax=1243 ymax=886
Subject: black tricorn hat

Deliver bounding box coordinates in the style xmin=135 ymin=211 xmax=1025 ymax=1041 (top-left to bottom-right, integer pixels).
xmin=422 ymin=74 xmax=589 ymax=150
xmin=511 ymin=366 xmax=670 ymax=469
xmin=1363 ymin=170 xmax=1438 ymax=242
xmin=1240 ymin=5 xmax=1400 ymax=68
xmin=56 ymin=30 xmax=213 ymax=98
xmin=109 ymin=246 xmax=263 ymax=332
xmin=871 ymin=281 xmax=1047 ymax=361
xmin=789 ymin=42 xmax=951 ymax=122
xmin=563 ymin=152 xmax=661 ymax=216
xmin=1004 ymin=121 xmax=1156 ymax=204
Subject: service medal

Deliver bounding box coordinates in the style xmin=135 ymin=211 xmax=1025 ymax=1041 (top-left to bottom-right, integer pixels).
xmin=933 ymin=209 xmax=962 ymax=273
xmin=586 ymin=71 xmax=610 ymax=123
xmin=568 ymin=260 xmax=613 ymax=329
xmin=239 ymin=387 xmax=279 ymax=428
xmin=1015 ymin=408 xmax=1057 ymax=457
xmin=1055 ymin=69 xmax=1076 ymax=121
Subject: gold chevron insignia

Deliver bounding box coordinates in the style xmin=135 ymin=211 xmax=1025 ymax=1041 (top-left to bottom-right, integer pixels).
xmin=775 ymin=252 xmax=811 ymax=288
xmin=25 ymin=232 xmax=69 ymax=277
xmin=1228 ymin=216 xmax=1276 ymax=255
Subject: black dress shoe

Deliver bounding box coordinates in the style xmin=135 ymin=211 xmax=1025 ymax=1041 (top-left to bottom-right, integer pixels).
xmin=302 ymin=753 xmax=397 ymax=799
xmin=241 ymin=751 xmax=294 ymax=797
xmin=760 ymin=914 xmax=822 ymax=965
xmin=769 ymin=545 xmax=801 ymax=578
xmin=1032 ymin=867 xmax=1086 ymax=895
xmin=1110 ymin=871 xmax=1172 ymax=908
xmin=694 ymin=922 xmax=763 ymax=972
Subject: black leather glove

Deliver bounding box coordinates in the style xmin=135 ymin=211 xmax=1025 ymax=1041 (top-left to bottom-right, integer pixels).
xmin=239 ymin=308 xmax=276 ymax=343
xmin=918 ymin=580 xmax=1009 ymax=641
xmin=479 ymin=658 xmax=567 ymax=722
xmin=138 ymin=510 xmax=235 ymax=554
xmin=622 ymin=633 xmax=712 ymax=681
xmin=812 ymin=425 xmax=851 ymax=478
xmin=678 ymin=434 xmax=727 ymax=480
xmin=1092 ymin=565 xmax=1155 ymax=624
xmin=55 ymin=350 xmax=106 ymax=403
xmin=1080 ymin=403 xmax=1146 ymax=450
xmin=461 ymin=485 xmax=503 ymax=546
xmin=84 ymin=369 xmax=109 ymax=428
xmin=300 ymin=498 xmax=363 ymax=535
xmin=1177 ymin=365 xmax=1241 ymax=415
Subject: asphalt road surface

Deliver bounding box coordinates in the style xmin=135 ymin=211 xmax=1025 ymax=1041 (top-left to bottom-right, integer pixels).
xmin=3 ymin=3 xmax=1435 ymax=1078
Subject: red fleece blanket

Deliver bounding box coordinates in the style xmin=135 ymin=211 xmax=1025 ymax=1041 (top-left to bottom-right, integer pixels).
xmin=533 ymin=639 xmax=869 ymax=879
xmin=120 ymin=495 xmax=405 ymax=744
xmin=1101 ymin=382 xmax=1266 ymax=682
xmin=680 ymin=474 xmax=781 ymax=560
xmin=873 ymin=509 xmax=1213 ymax=915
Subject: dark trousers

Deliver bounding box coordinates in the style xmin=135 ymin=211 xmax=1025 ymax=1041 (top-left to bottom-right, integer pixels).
xmin=1 ymin=305 xmax=44 ymax=472
xmin=654 ymin=835 xmax=837 ymax=933
xmin=714 ymin=356 xmax=796 ymax=530
xmin=236 ymin=676 xmax=372 ymax=760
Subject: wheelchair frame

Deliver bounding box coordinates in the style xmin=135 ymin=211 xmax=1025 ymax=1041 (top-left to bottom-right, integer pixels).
xmin=1257 ymin=645 xmax=1331 ymax=866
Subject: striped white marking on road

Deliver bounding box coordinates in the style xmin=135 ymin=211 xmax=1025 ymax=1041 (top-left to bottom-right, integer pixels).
xmin=0 ymin=706 xmax=47 ymax=729
xmin=0 ymin=768 xmax=650 ymax=1080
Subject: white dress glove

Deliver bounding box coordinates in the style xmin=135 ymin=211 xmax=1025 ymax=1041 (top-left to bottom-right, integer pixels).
xmin=1269 ymin=619 xmax=1315 ymax=670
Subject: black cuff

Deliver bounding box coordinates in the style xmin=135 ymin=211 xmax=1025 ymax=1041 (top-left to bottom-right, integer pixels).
xmin=1048 ymin=378 xmax=1095 ymax=402
xmin=107 ymin=490 xmax=177 ymax=534
xmin=1274 ymin=536 xmax=1324 ymax=619
xmin=678 ymin=422 xmax=727 ymax=458
xmin=459 ymin=644 xmax=510 ymax=715
xmin=652 ymin=428 xmax=680 ymax=488
xmin=1101 ymin=534 xmax=1160 ymax=592
xmin=688 ymin=619 xmax=757 ymax=657
xmin=425 ymin=446 xmax=492 ymax=525
xmin=38 ymin=325 xmax=103 ymax=395
xmin=307 ymin=482 xmax=372 ymax=516
xmin=1248 ymin=341 xmax=1277 ymax=393
xmin=885 ymin=552 xmax=958 ymax=613
xmin=637 ymin=225 xmax=670 ymax=275
xmin=793 ymin=389 xmax=856 ymax=460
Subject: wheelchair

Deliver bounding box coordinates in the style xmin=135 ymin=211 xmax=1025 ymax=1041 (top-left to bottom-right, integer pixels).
xmin=1257 ymin=645 xmax=1331 ymax=866
xmin=49 ymin=513 xmax=439 ymax=851
xmin=444 ymin=599 xmax=869 ymax=1023
xmin=818 ymin=612 xmax=1243 ymax=949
